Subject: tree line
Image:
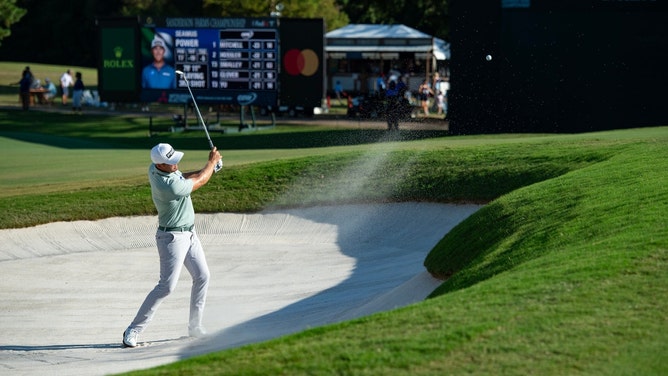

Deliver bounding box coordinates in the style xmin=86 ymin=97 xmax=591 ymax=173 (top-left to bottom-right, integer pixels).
xmin=0 ymin=0 xmax=449 ymax=68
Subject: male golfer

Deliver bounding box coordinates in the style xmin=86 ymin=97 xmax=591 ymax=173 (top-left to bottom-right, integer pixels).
xmin=123 ymin=143 xmax=222 ymax=348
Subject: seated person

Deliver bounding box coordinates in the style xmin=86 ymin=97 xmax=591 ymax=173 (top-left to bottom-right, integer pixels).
xmin=43 ymin=78 xmax=58 ymax=103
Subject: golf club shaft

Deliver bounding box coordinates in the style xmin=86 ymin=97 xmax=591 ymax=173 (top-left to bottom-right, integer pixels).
xmin=176 ymin=70 xmax=222 ymax=172
xmin=179 ymin=72 xmax=214 ymax=150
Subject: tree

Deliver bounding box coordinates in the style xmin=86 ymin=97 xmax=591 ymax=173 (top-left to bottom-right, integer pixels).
xmin=0 ymin=0 xmax=27 ymax=47
xmin=0 ymin=1 xmax=123 ymax=66
xmin=202 ymin=0 xmax=349 ymax=31
xmin=120 ymin=0 xmax=204 ymax=17
xmin=337 ymin=0 xmax=449 ymax=39
xmin=0 ymin=0 xmax=451 ymax=67
xmin=0 ymin=0 xmax=131 ymax=66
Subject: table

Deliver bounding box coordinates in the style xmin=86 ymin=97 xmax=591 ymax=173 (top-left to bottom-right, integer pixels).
xmin=29 ymin=88 xmax=49 ymax=105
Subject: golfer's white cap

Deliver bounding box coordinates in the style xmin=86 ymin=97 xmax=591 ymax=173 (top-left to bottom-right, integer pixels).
xmin=151 ymin=143 xmax=184 ymax=165
xmin=151 ymin=38 xmax=165 ymax=49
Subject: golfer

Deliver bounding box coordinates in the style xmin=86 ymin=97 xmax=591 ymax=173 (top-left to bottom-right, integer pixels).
xmin=123 ymin=143 xmax=222 ymax=348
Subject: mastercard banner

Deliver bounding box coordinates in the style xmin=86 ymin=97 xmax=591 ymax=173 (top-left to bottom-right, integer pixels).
xmin=278 ymin=18 xmax=324 ymax=110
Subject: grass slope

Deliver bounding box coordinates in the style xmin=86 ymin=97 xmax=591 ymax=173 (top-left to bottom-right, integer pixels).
xmin=118 ymin=132 xmax=667 ymax=375
xmin=1 ymin=101 xmax=665 ymax=374
xmin=1 ymin=139 xmax=612 ymax=228
xmin=2 ymin=108 xmax=618 ymax=228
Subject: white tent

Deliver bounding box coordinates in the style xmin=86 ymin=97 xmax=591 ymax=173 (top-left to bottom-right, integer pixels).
xmin=325 ymin=24 xmax=449 ymax=93
xmin=325 ymin=24 xmax=450 ymax=60
xmin=432 ymin=37 xmax=451 ymax=60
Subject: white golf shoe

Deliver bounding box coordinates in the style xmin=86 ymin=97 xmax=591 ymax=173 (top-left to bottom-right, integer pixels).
xmin=123 ymin=328 xmax=139 ymax=347
xmin=188 ymin=326 xmax=207 ymax=338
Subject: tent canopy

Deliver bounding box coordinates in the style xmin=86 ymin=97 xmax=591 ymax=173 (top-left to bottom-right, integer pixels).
xmin=326 ymin=24 xmax=450 ymax=60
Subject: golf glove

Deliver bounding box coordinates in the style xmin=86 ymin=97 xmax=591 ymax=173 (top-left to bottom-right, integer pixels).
xmin=214 ymin=159 xmax=223 ymax=173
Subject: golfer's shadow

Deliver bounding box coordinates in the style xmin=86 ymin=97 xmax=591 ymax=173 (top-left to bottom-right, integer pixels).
xmin=178 ymin=204 xmax=478 ymax=360
xmin=0 ymin=343 xmax=120 ymax=351
xmin=0 ymin=337 xmax=185 ymax=351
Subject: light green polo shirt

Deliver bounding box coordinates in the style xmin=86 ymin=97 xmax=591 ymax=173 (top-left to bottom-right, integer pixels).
xmin=148 ymin=164 xmax=195 ymax=228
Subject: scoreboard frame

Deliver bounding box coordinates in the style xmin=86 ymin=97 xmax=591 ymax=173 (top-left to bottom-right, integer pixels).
xmin=97 ymin=16 xmax=324 ymax=110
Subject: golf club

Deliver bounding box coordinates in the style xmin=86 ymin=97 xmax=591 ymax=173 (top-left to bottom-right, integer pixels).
xmin=175 ymin=70 xmax=222 ymax=171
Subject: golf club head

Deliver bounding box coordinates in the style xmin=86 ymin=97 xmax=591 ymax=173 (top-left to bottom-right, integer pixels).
xmin=175 ymin=70 xmax=188 ymax=84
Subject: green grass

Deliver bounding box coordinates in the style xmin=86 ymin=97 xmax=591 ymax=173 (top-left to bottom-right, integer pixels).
xmin=0 ymin=61 xmax=98 ymax=106
xmin=116 ymin=128 xmax=667 ymax=376
xmin=0 ymin=109 xmax=615 ymax=227
xmin=1 ymin=96 xmax=667 ymax=374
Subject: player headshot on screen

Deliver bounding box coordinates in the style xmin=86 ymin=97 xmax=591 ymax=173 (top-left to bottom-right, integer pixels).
xmin=142 ymin=37 xmax=176 ymax=89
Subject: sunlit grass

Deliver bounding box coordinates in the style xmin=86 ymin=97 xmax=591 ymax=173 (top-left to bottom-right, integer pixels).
xmin=1 ymin=95 xmax=666 ymax=375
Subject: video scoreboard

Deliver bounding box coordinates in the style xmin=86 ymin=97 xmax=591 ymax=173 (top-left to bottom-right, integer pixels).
xmin=170 ymin=27 xmax=278 ymax=92
xmin=98 ymin=17 xmax=323 ymax=109
xmin=141 ymin=17 xmax=279 ymax=106
xmin=213 ymin=29 xmax=277 ymax=91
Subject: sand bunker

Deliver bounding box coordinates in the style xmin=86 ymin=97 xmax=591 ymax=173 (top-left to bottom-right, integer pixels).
xmin=0 ymin=203 xmax=480 ymax=375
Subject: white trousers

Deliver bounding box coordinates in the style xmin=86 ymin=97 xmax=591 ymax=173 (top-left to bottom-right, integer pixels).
xmin=128 ymin=229 xmax=210 ymax=333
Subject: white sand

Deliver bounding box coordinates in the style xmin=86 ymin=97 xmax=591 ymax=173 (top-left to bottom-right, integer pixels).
xmin=0 ymin=203 xmax=480 ymax=375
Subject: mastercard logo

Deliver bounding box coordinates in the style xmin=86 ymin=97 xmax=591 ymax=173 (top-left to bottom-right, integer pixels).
xmin=283 ymin=48 xmax=319 ymax=76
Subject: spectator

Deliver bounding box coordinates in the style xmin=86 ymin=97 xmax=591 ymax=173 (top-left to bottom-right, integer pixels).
xmin=334 ymin=80 xmax=344 ymax=105
xmin=418 ymin=80 xmax=433 ymax=116
xmin=433 ymin=74 xmax=450 ymax=114
xmin=397 ymin=75 xmax=408 ymax=98
xmin=22 ymin=66 xmax=34 ymax=83
xmin=436 ymin=90 xmax=445 ymax=116
xmin=376 ymin=74 xmax=387 ymax=95
xmin=385 ymin=79 xmax=401 ymax=130
xmin=43 ymin=78 xmax=58 ymax=104
xmin=432 ymin=73 xmax=441 ymax=95
xmin=13 ymin=66 xmax=34 ymax=86
xmin=72 ymin=72 xmax=84 ymax=114
xmin=19 ymin=71 xmax=32 ymax=110
xmin=60 ymin=69 xmax=73 ymax=105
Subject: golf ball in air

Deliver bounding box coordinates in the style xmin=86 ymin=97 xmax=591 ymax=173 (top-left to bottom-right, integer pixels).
xmin=485 ymin=54 xmax=492 ymax=61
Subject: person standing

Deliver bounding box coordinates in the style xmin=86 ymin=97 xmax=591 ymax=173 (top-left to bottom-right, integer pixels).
xmin=334 ymin=80 xmax=344 ymax=105
xmin=19 ymin=71 xmax=32 ymax=110
xmin=17 ymin=66 xmax=34 ymax=86
xmin=122 ymin=143 xmax=222 ymax=348
xmin=384 ymin=79 xmax=400 ymax=130
xmin=72 ymin=72 xmax=86 ymax=115
xmin=375 ymin=74 xmax=387 ymax=96
xmin=436 ymin=90 xmax=445 ymax=116
xmin=433 ymin=73 xmax=449 ymax=115
xmin=72 ymin=72 xmax=84 ymax=114
xmin=60 ymin=69 xmax=73 ymax=105
xmin=418 ymin=80 xmax=433 ymax=117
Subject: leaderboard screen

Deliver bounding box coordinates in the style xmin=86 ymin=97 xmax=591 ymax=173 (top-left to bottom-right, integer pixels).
xmin=215 ymin=30 xmax=277 ymax=90
xmin=98 ymin=17 xmax=324 ymax=108
xmin=140 ymin=17 xmax=279 ymax=106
